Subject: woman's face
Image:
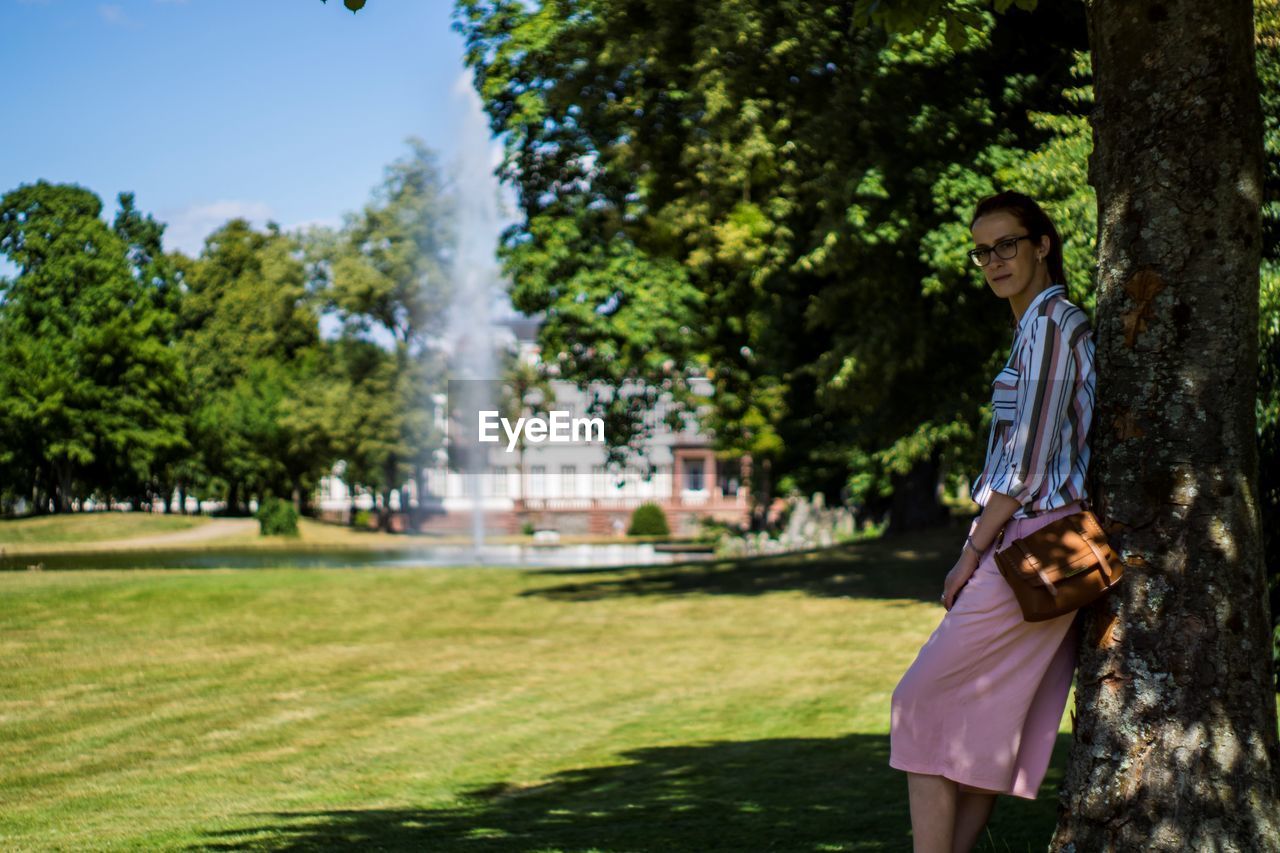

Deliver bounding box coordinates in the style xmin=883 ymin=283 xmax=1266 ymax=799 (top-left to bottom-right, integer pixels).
xmin=970 ymin=210 xmax=1052 ymax=300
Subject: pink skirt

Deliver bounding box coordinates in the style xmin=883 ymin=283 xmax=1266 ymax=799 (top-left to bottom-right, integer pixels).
xmin=888 ymin=503 xmax=1082 ymax=800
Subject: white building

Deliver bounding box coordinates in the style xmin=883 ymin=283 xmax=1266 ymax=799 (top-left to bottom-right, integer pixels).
xmin=315 ymin=314 xmax=751 ymax=535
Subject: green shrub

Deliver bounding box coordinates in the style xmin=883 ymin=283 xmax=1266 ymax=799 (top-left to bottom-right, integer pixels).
xmin=696 ymin=515 xmax=742 ymax=542
xmin=521 ymin=520 xmax=536 ymax=536
xmin=256 ymin=497 xmax=299 ymax=537
xmin=353 ymin=509 xmax=372 ymax=529
xmin=627 ymin=502 xmax=670 ymax=536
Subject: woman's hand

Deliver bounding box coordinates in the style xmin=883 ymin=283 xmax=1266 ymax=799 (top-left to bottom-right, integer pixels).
xmin=942 ymin=549 xmax=981 ymax=611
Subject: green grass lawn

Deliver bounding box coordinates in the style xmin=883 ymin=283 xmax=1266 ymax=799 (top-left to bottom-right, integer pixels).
xmin=0 ymin=511 xmax=721 ymax=556
xmin=0 ymin=512 xmax=207 ymax=546
xmin=0 ymin=523 xmax=1074 ymax=851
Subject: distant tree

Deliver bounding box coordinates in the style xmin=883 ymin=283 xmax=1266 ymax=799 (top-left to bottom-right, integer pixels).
xmin=307 ymin=138 xmax=454 ymax=530
xmin=0 ymin=182 xmax=185 ymax=512
xmin=179 ymin=219 xmax=330 ymax=514
xmin=322 ymin=335 xmax=403 ymax=525
xmin=108 ymin=191 xmax=191 ymax=511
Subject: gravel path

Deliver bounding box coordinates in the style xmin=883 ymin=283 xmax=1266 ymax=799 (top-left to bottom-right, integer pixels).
xmin=103 ymin=518 xmax=258 ymax=548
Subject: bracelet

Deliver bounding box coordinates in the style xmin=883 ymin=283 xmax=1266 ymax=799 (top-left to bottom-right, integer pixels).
xmin=962 ymin=536 xmax=985 ymax=558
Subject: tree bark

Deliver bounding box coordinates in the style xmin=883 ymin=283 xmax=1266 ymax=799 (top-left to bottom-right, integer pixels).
xmin=411 ymin=466 xmax=427 ymax=531
xmin=297 ymin=481 xmax=312 ymax=518
xmin=1054 ymin=2 xmax=1280 ymax=847
xmin=378 ymin=489 xmax=392 ymax=532
xmin=378 ymin=452 xmax=400 ymax=532
xmin=886 ymin=449 xmax=950 ymax=535
xmin=748 ymin=456 xmax=776 ymax=532
xmin=52 ymin=462 xmax=72 ymax=514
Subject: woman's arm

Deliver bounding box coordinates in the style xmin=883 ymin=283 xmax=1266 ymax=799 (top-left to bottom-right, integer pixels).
xmin=968 ymin=490 xmax=1021 ymax=553
xmin=944 ymin=491 xmax=1021 ymax=610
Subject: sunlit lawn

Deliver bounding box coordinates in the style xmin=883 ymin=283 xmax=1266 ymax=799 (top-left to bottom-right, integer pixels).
xmin=0 ymin=512 xmax=207 ymax=546
xmin=0 ymin=512 xmax=686 ymax=556
xmin=1 ymin=522 xmax=1074 ymax=851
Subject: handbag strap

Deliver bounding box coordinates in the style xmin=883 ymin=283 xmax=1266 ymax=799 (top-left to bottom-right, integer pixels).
xmin=1084 ymin=535 xmax=1113 ymax=581
xmin=1015 ymin=538 xmax=1036 ymax=567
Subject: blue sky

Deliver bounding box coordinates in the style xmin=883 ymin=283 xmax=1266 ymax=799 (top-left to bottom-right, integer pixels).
xmin=0 ymin=0 xmax=514 ymax=258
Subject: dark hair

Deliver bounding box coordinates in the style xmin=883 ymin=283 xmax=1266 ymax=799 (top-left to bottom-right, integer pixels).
xmin=969 ymin=191 xmax=1067 ymax=286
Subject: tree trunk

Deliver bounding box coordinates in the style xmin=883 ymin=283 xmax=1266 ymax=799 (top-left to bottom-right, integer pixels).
xmin=296 ymin=481 xmax=312 ymax=518
xmin=750 ymin=456 xmax=774 ymax=532
xmin=886 ymin=449 xmax=949 ymax=536
xmin=412 ymin=466 xmax=428 ymax=531
xmin=378 ymin=490 xmax=393 ymax=532
xmin=52 ymin=461 xmax=72 ymax=514
xmin=380 ymin=455 xmax=397 ymax=532
xmin=1054 ymin=1 xmax=1280 ymax=847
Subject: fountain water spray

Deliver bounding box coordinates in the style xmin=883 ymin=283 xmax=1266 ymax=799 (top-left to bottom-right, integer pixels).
xmin=445 ymin=69 xmax=507 ymax=558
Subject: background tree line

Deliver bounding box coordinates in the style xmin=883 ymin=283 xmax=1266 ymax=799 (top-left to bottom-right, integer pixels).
xmin=3 ymin=2 xmax=1275 ymax=555
xmin=0 ymin=139 xmax=456 ymax=531
xmin=454 ymin=0 xmax=1278 ymax=538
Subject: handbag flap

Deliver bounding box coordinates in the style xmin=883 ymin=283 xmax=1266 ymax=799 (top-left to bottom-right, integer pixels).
xmin=1003 ymin=513 xmax=1108 ymax=585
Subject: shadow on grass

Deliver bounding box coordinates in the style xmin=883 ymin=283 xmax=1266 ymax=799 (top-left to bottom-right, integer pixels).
xmin=190 ymin=731 xmax=1069 ymax=852
xmin=521 ymin=519 xmax=974 ymax=606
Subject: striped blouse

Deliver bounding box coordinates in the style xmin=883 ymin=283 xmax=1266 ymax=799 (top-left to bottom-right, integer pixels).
xmin=970 ymin=283 xmax=1097 ymax=520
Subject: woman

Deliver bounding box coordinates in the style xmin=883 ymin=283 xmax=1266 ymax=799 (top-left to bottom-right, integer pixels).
xmin=888 ymin=190 xmax=1097 ymax=852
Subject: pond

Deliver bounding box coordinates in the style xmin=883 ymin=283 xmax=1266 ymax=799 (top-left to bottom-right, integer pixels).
xmin=0 ymin=542 xmax=720 ymax=572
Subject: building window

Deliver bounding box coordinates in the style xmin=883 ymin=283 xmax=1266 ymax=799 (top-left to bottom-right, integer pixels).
xmin=561 ymin=464 xmax=577 ymax=498
xmin=492 ymin=466 xmax=507 ymax=496
xmin=684 ymin=458 xmax=705 ymax=491
xmin=717 ymin=458 xmax=741 ymax=496
xmin=530 ymin=465 xmax=546 ymax=498
xmin=592 ymin=465 xmax=606 ymax=497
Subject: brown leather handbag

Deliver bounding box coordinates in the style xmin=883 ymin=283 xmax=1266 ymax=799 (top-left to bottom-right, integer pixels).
xmin=993 ymin=499 xmax=1125 ymax=622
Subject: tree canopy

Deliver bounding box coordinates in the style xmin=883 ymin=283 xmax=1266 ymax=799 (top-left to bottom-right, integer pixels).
xmin=451 ymin=0 xmax=1091 ymax=528
xmin=0 ymin=140 xmax=459 ymax=523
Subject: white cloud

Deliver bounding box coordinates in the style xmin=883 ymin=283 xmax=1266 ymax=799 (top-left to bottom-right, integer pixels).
xmin=285 ymin=216 xmax=344 ymax=235
xmin=158 ymin=202 xmax=346 ymax=256
xmin=98 ymin=4 xmax=126 ymax=24
xmin=160 ymin=200 xmax=274 ymax=256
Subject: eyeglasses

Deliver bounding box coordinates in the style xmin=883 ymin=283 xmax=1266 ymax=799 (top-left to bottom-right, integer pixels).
xmin=968 ymin=234 xmax=1033 ymax=267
